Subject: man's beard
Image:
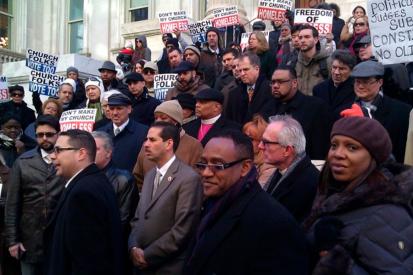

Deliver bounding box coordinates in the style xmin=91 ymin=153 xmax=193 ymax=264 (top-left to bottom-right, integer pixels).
xmin=40 ymin=142 xmax=54 ymax=152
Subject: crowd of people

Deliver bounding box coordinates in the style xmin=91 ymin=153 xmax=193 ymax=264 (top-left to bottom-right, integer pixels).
xmin=1 ymin=2 xmax=413 ymax=275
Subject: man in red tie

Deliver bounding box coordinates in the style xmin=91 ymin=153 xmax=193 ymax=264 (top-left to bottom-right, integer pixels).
xmin=183 ymin=88 xmax=241 ymax=146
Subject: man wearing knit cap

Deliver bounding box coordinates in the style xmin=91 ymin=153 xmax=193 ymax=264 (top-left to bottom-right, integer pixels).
xmin=132 ymin=100 xmax=203 ymax=191
xmin=165 ymin=61 xmax=209 ymax=101
xmin=184 ymin=45 xmax=215 ymax=88
xmin=346 ymin=60 xmax=412 ymax=162
xmin=183 ymin=88 xmax=241 ymax=146
xmin=97 ymin=93 xmax=148 ymax=172
xmin=66 ymin=66 xmax=86 ymax=107
xmin=200 ymin=27 xmax=224 ymax=87
xmin=124 ymin=72 xmax=160 ymax=126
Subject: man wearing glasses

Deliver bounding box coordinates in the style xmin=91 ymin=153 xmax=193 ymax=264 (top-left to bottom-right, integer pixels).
xmin=0 ymin=85 xmax=35 ymax=131
xmin=185 ymin=130 xmax=308 ymax=274
xmin=4 ymin=115 xmax=65 ymax=275
xmin=129 ymin=121 xmax=202 ymax=274
xmin=261 ymin=65 xmax=331 ymax=160
xmin=258 ymin=115 xmax=319 ymax=222
xmin=46 ymin=129 xmax=123 ymax=275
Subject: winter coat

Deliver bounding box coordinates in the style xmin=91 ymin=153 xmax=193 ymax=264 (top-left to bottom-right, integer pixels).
xmin=306 ymin=162 xmax=413 ymax=275
xmin=295 ymin=49 xmax=331 ymax=96
xmin=0 ymin=101 xmax=36 ymax=131
xmin=4 ymin=148 xmax=65 ymax=263
xmin=129 ymin=88 xmax=161 ymax=126
xmin=132 ymin=35 xmax=151 ymax=64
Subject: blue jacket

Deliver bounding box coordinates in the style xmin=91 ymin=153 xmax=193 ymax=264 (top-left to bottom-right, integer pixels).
xmin=98 ymin=119 xmax=148 ymax=172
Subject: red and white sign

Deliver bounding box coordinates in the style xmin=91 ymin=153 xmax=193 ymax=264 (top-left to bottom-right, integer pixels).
xmin=294 ymin=9 xmax=333 ymax=35
xmin=158 ymin=11 xmax=189 ymax=34
xmin=212 ymin=6 xmax=240 ymax=28
xmin=59 ymin=109 xmax=97 ymax=133
xmin=257 ymin=0 xmax=293 ymax=21
xmin=0 ymin=76 xmax=9 ymax=103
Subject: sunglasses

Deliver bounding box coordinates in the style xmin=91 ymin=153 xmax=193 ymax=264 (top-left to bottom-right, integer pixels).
xmin=354 ymin=22 xmax=366 ymax=27
xmin=143 ymin=70 xmax=156 ymax=75
xmin=11 ymin=93 xmax=24 ymax=97
xmin=36 ymin=132 xmax=57 ymax=138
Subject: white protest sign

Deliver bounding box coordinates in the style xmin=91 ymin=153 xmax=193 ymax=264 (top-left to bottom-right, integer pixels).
xmin=188 ymin=20 xmax=213 ymax=44
xmin=158 ymin=11 xmax=189 ymax=34
xmin=0 ymin=76 xmax=9 ymax=103
xmin=29 ymin=70 xmax=65 ymax=97
xmin=367 ymin=0 xmax=413 ymax=65
xmin=26 ymin=49 xmax=59 ymax=74
xmin=213 ymin=6 xmax=240 ymax=28
xmin=240 ymin=31 xmax=270 ymax=52
xmin=294 ymin=9 xmax=333 ymax=35
xmin=59 ymin=109 xmax=97 ymax=132
xmin=257 ymin=0 xmax=293 ymax=21
xmin=154 ymin=74 xmax=177 ymax=101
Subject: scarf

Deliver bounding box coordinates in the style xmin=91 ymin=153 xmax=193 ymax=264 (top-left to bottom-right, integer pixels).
xmin=87 ymin=102 xmax=103 ymax=121
xmin=175 ymin=75 xmax=201 ymax=93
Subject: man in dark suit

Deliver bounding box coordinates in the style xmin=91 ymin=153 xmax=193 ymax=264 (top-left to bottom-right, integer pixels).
xmin=261 ymin=65 xmax=332 ymax=160
xmin=313 ymin=50 xmax=357 ymax=123
xmin=258 ymin=115 xmax=319 ymax=222
xmin=185 ymin=130 xmax=308 ymax=275
xmin=46 ymin=129 xmax=123 ymax=275
xmin=348 ymin=60 xmax=412 ymax=162
xmin=129 ymin=122 xmax=203 ymax=274
xmin=98 ymin=93 xmax=148 ymax=172
xmin=225 ymin=52 xmax=273 ymax=124
xmin=183 ymin=88 xmax=240 ymax=147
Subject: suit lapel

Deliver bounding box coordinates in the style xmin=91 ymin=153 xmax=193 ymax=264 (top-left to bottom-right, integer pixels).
xmin=145 ymin=159 xmax=179 ymax=213
xmin=202 ymin=117 xmax=225 ymax=144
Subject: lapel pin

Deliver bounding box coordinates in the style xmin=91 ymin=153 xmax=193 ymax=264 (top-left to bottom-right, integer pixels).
xmin=168 ymin=176 xmax=172 ymax=182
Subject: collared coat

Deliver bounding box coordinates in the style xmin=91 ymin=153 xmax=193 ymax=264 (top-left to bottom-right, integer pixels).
xmin=44 ymin=164 xmax=123 ymax=275
xmin=98 ymin=119 xmax=148 ymax=172
xmin=128 ymin=158 xmax=203 ymax=274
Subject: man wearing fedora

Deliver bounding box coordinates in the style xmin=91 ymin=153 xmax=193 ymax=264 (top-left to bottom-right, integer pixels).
xmin=165 ymin=61 xmax=209 ymax=101
xmin=98 ymin=60 xmax=130 ymax=96
xmin=97 ymin=93 xmax=148 ymax=172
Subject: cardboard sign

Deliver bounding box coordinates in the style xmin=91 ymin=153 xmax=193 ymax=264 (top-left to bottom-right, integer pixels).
xmin=59 ymin=109 xmax=97 ymax=132
xmin=29 ymin=70 xmax=65 ymax=97
xmin=257 ymin=0 xmax=293 ymax=21
xmin=26 ymin=49 xmax=59 ymax=74
xmin=367 ymin=0 xmax=413 ymax=65
xmin=158 ymin=11 xmax=189 ymax=34
xmin=240 ymin=31 xmax=270 ymax=52
xmin=212 ymin=6 xmax=240 ymax=28
xmin=294 ymin=9 xmax=333 ymax=35
xmin=188 ymin=20 xmax=213 ymax=44
xmin=0 ymin=76 xmax=9 ymax=103
xmin=154 ymin=74 xmax=177 ymax=101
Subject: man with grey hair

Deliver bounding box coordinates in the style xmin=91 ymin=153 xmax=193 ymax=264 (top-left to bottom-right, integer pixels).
xmin=258 ymin=115 xmax=319 ymax=222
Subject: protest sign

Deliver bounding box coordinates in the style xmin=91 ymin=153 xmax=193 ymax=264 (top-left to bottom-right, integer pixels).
xmin=154 ymin=74 xmax=177 ymax=101
xmin=240 ymin=31 xmax=270 ymax=52
xmin=257 ymin=0 xmax=293 ymax=21
xmin=59 ymin=109 xmax=97 ymax=132
xmin=29 ymin=70 xmax=65 ymax=97
xmin=158 ymin=11 xmax=189 ymax=34
xmin=0 ymin=76 xmax=9 ymax=103
xmin=367 ymin=0 xmax=413 ymax=65
xmin=212 ymin=6 xmax=240 ymax=28
xmin=188 ymin=20 xmax=213 ymax=44
xmin=294 ymin=9 xmax=333 ymax=35
xmin=26 ymin=49 xmax=59 ymax=74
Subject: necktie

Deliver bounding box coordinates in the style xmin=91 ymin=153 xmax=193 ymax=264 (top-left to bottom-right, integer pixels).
xmin=152 ymin=170 xmax=162 ymax=198
xmin=114 ymin=127 xmax=121 ymax=136
xmin=266 ymin=170 xmax=282 ymax=194
xmin=247 ymin=87 xmax=254 ymax=102
xmin=44 ymin=154 xmax=52 ymax=164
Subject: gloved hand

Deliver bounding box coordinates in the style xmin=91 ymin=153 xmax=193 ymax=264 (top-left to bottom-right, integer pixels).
xmin=340 ymin=103 xmax=364 ymax=117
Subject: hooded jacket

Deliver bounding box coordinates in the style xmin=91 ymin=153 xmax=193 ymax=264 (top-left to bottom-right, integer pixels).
xmin=132 ymin=35 xmax=151 ymax=64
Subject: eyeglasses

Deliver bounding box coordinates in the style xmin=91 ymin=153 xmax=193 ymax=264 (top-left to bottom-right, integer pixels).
xmin=36 ymin=132 xmax=57 ymax=138
xmin=354 ymin=22 xmax=366 ymax=27
xmin=260 ymin=138 xmax=282 ymax=147
xmin=195 ymin=158 xmax=247 ymax=173
xmin=53 ymin=147 xmax=80 ymax=154
xmin=143 ymin=70 xmax=156 ymax=75
xmin=11 ymin=93 xmax=24 ymax=98
xmin=271 ymin=79 xmax=291 ymax=85
xmin=356 ymin=44 xmax=369 ymax=49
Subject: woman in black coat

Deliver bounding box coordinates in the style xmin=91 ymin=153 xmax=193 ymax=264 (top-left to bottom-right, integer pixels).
xmin=305 ymin=116 xmax=413 ymax=274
